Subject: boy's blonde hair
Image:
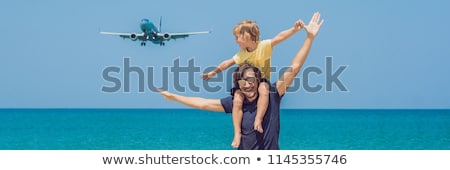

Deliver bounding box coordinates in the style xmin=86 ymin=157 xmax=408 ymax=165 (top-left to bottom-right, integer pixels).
xmin=233 ymin=20 xmax=260 ymax=42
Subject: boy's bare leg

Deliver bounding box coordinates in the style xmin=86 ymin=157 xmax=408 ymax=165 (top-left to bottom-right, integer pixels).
xmin=254 ymin=81 xmax=269 ymax=133
xmin=231 ymin=90 xmax=244 ymax=148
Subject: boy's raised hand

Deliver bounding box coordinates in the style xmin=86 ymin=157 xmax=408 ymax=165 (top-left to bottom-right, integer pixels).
xmin=293 ymin=19 xmax=305 ymax=32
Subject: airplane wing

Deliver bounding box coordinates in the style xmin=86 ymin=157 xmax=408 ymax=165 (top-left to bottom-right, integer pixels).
xmin=100 ymin=31 xmax=145 ymax=40
xmin=158 ymin=31 xmax=210 ymax=40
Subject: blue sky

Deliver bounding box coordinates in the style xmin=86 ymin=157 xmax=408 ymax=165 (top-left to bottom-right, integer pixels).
xmin=1 ymin=0 xmax=449 ymax=108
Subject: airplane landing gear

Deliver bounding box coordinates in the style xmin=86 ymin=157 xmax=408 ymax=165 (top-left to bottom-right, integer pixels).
xmin=141 ymin=42 xmax=146 ymax=46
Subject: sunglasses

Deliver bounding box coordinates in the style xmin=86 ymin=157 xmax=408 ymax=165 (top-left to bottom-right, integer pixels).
xmin=238 ymin=77 xmax=258 ymax=87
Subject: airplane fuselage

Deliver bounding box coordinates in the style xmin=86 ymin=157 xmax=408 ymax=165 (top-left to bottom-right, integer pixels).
xmin=140 ymin=19 xmax=162 ymax=45
xmin=100 ymin=17 xmax=209 ymax=46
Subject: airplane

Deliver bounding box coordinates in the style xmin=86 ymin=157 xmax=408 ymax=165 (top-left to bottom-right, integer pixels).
xmin=100 ymin=17 xmax=210 ymax=46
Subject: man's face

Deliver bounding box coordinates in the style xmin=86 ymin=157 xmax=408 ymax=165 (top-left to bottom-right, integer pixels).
xmin=239 ymin=69 xmax=259 ymax=101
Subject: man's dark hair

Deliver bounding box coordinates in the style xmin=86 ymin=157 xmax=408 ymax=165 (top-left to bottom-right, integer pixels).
xmin=232 ymin=63 xmax=262 ymax=89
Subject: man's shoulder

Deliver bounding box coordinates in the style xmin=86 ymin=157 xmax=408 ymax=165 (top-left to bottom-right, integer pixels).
xmin=220 ymin=96 xmax=233 ymax=113
xmin=269 ymin=81 xmax=277 ymax=91
xmin=269 ymin=81 xmax=283 ymax=99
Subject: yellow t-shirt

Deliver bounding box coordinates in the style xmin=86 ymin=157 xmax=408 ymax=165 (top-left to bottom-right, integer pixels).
xmin=232 ymin=39 xmax=272 ymax=80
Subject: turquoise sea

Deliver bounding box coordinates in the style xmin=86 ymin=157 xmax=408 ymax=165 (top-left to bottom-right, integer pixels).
xmin=0 ymin=109 xmax=449 ymax=150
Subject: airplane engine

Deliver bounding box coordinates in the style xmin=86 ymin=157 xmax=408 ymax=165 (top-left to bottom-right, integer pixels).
xmin=163 ymin=33 xmax=171 ymax=40
xmin=130 ymin=33 xmax=138 ymax=41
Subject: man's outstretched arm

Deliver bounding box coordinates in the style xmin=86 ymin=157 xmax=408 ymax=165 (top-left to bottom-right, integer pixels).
xmin=158 ymin=89 xmax=225 ymax=112
xmin=277 ymin=12 xmax=324 ymax=96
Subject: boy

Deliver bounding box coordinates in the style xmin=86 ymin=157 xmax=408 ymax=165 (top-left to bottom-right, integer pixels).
xmin=202 ymin=19 xmax=304 ymax=148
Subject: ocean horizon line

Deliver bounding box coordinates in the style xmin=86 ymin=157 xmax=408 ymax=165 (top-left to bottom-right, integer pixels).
xmin=1 ymin=108 xmax=449 ymax=110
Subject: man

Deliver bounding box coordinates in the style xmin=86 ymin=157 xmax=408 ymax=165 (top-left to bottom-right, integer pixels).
xmin=158 ymin=12 xmax=324 ymax=149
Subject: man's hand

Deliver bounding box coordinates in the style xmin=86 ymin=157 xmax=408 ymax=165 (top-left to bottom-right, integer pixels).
xmin=157 ymin=88 xmax=176 ymax=101
xmin=304 ymin=12 xmax=324 ymax=38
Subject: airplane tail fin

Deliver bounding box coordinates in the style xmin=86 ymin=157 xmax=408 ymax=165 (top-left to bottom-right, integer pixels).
xmin=158 ymin=16 xmax=162 ymax=32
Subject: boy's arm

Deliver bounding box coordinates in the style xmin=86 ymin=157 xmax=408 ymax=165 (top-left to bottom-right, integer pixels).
xmin=277 ymin=12 xmax=324 ymax=96
xmin=158 ymin=89 xmax=225 ymax=112
xmin=271 ymin=20 xmax=304 ymax=47
xmin=201 ymin=58 xmax=235 ymax=80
